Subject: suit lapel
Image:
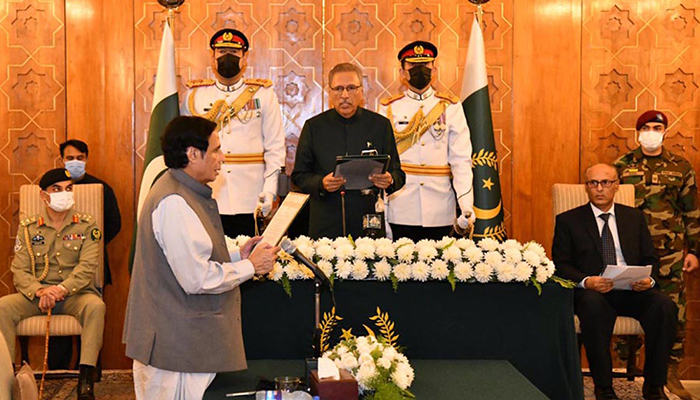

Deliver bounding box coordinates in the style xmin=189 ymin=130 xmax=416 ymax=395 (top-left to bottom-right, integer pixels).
xmin=615 ymin=204 xmax=633 ymax=263
xmin=583 ymin=203 xmax=604 ymax=259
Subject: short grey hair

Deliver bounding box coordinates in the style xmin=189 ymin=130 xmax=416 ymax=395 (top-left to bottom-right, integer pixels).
xmin=328 ymin=63 xmax=363 ymax=86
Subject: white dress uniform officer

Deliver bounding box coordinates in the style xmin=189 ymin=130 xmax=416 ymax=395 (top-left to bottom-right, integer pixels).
xmin=181 ymin=28 xmax=285 ymax=237
xmin=378 ymin=41 xmax=475 ymax=242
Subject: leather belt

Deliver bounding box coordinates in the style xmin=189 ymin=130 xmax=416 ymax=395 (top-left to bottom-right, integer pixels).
xmin=401 ymin=163 xmax=451 ymax=176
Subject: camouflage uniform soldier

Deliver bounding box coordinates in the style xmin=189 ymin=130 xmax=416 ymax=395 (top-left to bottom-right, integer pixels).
xmin=614 ymin=110 xmax=700 ymax=400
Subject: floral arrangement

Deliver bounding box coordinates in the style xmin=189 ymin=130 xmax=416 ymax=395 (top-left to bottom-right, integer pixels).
xmin=226 ymin=236 xmax=574 ymax=295
xmin=321 ymin=307 xmax=415 ymax=400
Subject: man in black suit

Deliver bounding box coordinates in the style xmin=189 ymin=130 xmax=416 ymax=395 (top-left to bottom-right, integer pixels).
xmin=553 ymin=164 xmax=677 ymax=400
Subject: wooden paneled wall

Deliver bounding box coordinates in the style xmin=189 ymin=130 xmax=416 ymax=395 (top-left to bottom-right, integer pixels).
xmin=0 ymin=0 xmax=699 ymax=377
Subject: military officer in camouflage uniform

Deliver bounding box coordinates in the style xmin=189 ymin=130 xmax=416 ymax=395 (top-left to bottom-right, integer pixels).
xmin=614 ymin=110 xmax=700 ymax=400
xmin=181 ymin=28 xmax=285 ymax=238
xmin=0 ymin=169 xmax=105 ymax=400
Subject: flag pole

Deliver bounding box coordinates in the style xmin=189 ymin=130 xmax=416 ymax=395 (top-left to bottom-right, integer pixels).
xmin=468 ymin=0 xmax=490 ymax=30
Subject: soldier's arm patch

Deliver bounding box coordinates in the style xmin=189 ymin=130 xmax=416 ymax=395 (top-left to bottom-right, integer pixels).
xmin=14 ymin=236 xmax=22 ymax=252
xmin=91 ymin=228 xmax=102 ymax=242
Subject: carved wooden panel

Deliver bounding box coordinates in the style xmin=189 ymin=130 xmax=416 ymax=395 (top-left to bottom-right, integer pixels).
xmin=0 ymin=0 xmax=66 ymax=297
xmin=582 ymin=0 xmax=700 ymax=378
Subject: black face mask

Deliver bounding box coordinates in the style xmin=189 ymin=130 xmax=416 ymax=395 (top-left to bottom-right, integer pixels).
xmin=216 ymin=54 xmax=241 ymax=79
xmin=408 ymin=64 xmax=432 ymax=90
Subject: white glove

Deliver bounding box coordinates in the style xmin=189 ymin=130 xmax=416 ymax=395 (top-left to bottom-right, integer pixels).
xmin=257 ymin=192 xmax=274 ymax=217
xmin=456 ymin=209 xmax=476 ymax=230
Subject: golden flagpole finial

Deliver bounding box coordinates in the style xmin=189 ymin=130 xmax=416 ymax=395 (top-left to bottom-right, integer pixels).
xmin=468 ymin=0 xmax=490 ymax=30
xmin=158 ymin=0 xmax=184 ymax=28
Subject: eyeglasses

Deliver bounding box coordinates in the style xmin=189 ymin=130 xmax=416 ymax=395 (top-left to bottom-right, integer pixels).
xmin=330 ymin=85 xmax=362 ymax=95
xmin=585 ymin=179 xmax=618 ymax=188
xmin=639 ymin=125 xmax=665 ymax=132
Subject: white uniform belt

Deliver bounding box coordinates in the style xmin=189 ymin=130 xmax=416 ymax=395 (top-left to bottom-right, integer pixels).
xmin=402 ymin=163 xmax=451 ymax=176
xmin=223 ymin=153 xmax=265 ymax=164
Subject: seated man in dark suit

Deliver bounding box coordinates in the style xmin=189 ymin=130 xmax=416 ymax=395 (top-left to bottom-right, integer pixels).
xmin=553 ymin=163 xmax=677 ymax=400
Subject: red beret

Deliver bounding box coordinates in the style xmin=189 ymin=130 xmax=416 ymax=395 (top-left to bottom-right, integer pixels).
xmin=636 ymin=110 xmax=668 ymax=131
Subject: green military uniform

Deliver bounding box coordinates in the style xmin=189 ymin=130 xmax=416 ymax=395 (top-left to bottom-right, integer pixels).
xmin=614 ymin=147 xmax=700 ymax=363
xmin=0 ymin=207 xmax=105 ymax=366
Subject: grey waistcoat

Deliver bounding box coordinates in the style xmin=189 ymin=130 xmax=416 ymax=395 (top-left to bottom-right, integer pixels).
xmin=123 ymin=169 xmax=247 ymax=373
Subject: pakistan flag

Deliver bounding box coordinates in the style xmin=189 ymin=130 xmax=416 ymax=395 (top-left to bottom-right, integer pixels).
xmin=460 ymin=15 xmax=506 ymax=242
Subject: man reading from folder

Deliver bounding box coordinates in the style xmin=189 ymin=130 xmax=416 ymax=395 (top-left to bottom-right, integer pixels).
xmin=292 ymin=63 xmax=405 ymax=239
xmin=552 ymin=163 xmax=677 ymax=400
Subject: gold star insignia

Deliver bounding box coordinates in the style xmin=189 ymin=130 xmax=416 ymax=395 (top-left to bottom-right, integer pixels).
xmin=340 ymin=328 xmax=354 ymax=341
xmin=482 ymin=177 xmax=495 ymax=191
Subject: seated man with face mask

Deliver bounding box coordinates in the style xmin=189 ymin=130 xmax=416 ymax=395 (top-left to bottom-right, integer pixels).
xmin=181 ymin=28 xmax=285 ymax=238
xmin=0 ymin=168 xmax=105 ymax=400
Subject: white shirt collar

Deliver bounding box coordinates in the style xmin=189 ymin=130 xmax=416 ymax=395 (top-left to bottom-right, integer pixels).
xmin=405 ymin=87 xmax=435 ymax=101
xmin=590 ymin=203 xmax=616 ymax=219
xmin=216 ymin=78 xmax=245 ymax=92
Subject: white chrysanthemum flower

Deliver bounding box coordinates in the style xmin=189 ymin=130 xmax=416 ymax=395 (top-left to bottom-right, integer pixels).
xmin=284 ymin=262 xmax=303 ymax=280
xmin=355 ymin=336 xmax=368 ymax=347
xmin=333 ymin=237 xmax=352 ymax=248
xmin=503 ymin=248 xmax=522 ymax=264
xmin=436 ymin=236 xmax=454 ymax=249
xmin=377 ymin=356 xmax=392 ymax=369
xmin=430 ymin=259 xmax=449 ymax=280
xmin=339 ymin=353 xmax=358 ymax=370
xmin=463 ymin=246 xmax=483 ymax=263
xmin=297 ymin=244 xmax=315 ymax=258
xmin=294 ymin=235 xmax=314 ymax=249
xmin=336 ymin=345 xmax=348 ymax=356
xmin=300 ymin=264 xmax=315 ymax=279
xmin=484 ymin=251 xmax=502 ymax=267
xmin=374 ymin=237 xmax=392 ymax=247
xmin=396 ymin=245 xmax=415 ymax=262
xmin=373 ymin=259 xmax=392 ymax=281
xmin=415 ymin=239 xmax=434 ymax=250
xmin=376 ymin=244 xmax=395 ymax=258
xmin=456 ymin=238 xmax=476 ymax=250
xmin=317 ymin=260 xmax=334 ymax=278
xmin=391 ymin=362 xmax=414 ymax=390
xmin=358 ymin=353 xmax=373 ymax=365
xmin=536 ymin=265 xmax=551 ymax=283
xmin=235 ymin=235 xmax=250 ymax=247
xmin=477 ymin=237 xmax=500 ymax=251
xmin=526 ymin=242 xmax=548 ymax=259
xmin=355 ymin=237 xmax=374 ymax=246
xmin=393 ymin=263 xmax=412 ymax=281
xmin=418 ymin=245 xmax=438 ymax=261
xmin=523 ymin=250 xmax=541 ymax=266
xmin=501 ymin=239 xmax=523 ymax=251
xmin=351 ymin=260 xmax=369 ymax=280
xmin=315 ymin=237 xmax=333 ymax=248
xmin=355 ymin=243 xmax=376 ymax=260
xmin=356 ymin=362 xmax=378 ymax=392
xmin=545 ymin=260 xmax=556 ymax=275
xmin=269 ymin=262 xmax=284 ymax=281
xmin=336 ymin=261 xmax=353 ymax=279
xmin=474 ymin=262 xmax=493 ymax=283
xmin=454 ymin=262 xmax=474 ymax=281
xmin=495 ymin=261 xmax=516 ymax=283
xmin=336 ymin=244 xmax=355 ymax=261
xmin=316 ymin=244 xmax=336 ymax=261
xmin=394 ymin=237 xmax=414 ymax=248
xmin=412 ymin=261 xmax=430 ymax=282
xmin=443 ymin=245 xmax=463 ymax=262
xmin=383 ymin=345 xmax=398 ymax=361
xmin=514 ymin=262 xmax=533 ymax=282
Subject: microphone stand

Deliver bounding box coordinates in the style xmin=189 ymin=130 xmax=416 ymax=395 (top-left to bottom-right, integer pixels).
xmin=313 ymin=276 xmax=322 ymax=358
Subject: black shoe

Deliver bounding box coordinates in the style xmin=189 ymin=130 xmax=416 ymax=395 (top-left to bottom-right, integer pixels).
xmin=77 ymin=364 xmax=96 ymax=400
xmin=594 ymin=385 xmax=619 ymax=400
xmin=642 ymin=382 xmax=669 ymax=400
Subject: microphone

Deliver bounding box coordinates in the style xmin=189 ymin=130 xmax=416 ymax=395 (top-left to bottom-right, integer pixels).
xmin=280 ymin=238 xmax=331 ymax=286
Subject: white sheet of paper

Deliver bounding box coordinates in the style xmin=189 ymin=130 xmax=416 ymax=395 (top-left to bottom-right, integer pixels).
xmin=601 ymin=265 xmax=652 ymax=290
xmin=258 ymin=192 xmax=309 ymax=247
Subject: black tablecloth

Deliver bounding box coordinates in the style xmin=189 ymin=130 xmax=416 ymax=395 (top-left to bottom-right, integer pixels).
xmin=240 ymin=281 xmax=583 ymax=400
xmin=204 ymin=360 xmax=549 ymax=400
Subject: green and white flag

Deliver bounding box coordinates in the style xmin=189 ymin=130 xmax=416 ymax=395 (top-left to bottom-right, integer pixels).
xmin=130 ymin=20 xmax=179 ymax=269
xmin=460 ymin=15 xmax=506 ymax=242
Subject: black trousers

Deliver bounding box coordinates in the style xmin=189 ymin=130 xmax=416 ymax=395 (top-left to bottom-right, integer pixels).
xmin=575 ymin=288 xmax=677 ymax=387
xmin=389 ymin=224 xmax=452 ymax=242
xmin=221 ymin=214 xmax=256 ymax=238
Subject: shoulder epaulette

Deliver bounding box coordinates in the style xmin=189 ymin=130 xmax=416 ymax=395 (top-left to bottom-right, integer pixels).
xmin=244 ymin=78 xmax=273 ymax=88
xmin=380 ymin=93 xmax=405 ymax=106
xmin=20 ymin=216 xmax=37 ymax=227
xmin=435 ymin=92 xmax=460 ymax=104
xmin=80 ymin=214 xmax=93 ymax=223
xmin=186 ymin=79 xmax=216 ymax=89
